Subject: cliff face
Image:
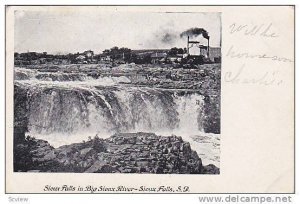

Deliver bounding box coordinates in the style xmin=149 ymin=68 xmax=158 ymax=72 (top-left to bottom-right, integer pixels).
xmin=14 ymin=132 xmax=219 ymax=174
xmin=14 ymin=84 xmax=30 ymax=144
xmin=201 ymin=95 xmax=220 ymax=134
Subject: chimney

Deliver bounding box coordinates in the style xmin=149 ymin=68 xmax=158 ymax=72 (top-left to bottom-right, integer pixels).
xmin=207 ymin=37 xmax=210 ymax=59
xmin=187 ymin=36 xmax=189 ymax=54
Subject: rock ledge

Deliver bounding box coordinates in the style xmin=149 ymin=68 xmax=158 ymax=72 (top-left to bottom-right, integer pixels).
xmin=14 ymin=132 xmax=219 ymax=174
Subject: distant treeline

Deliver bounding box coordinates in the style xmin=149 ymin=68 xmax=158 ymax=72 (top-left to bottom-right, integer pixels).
xmin=14 ymin=46 xmax=221 ymax=66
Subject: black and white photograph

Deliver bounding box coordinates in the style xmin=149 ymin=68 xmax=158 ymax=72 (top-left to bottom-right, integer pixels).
xmin=13 ymin=8 xmax=221 ymax=174
xmin=4 ymin=3 xmax=296 ymax=196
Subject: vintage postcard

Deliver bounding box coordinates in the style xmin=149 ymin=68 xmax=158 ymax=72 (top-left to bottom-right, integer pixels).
xmin=5 ymin=5 xmax=294 ymax=193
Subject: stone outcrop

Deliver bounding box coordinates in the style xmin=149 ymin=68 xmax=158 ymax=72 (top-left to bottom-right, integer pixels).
xmin=14 ymin=132 xmax=219 ymax=174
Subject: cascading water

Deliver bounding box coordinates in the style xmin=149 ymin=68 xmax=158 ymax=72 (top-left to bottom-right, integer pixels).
xmin=14 ymin=67 xmax=220 ymax=166
xmin=23 ymin=84 xmax=203 ymax=141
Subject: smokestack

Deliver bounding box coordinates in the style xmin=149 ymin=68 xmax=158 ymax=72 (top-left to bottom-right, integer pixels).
xmin=207 ymin=37 xmax=210 ymax=59
xmin=187 ymin=36 xmax=189 ymax=54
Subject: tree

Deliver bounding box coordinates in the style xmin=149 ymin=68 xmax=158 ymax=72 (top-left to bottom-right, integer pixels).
xmin=168 ymin=47 xmax=184 ymax=56
xmin=103 ymin=49 xmax=110 ymax=55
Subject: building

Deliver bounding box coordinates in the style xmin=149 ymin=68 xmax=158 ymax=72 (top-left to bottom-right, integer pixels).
xmin=100 ymin=55 xmax=112 ymax=62
xmin=83 ymin=50 xmax=94 ymax=58
xmin=150 ymin=52 xmax=167 ymax=64
xmin=75 ymin=55 xmax=86 ymax=63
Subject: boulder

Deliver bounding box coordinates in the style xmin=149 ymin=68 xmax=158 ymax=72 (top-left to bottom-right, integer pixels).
xmin=80 ymin=147 xmax=93 ymax=157
xmin=202 ymin=164 xmax=220 ymax=174
xmin=85 ymin=160 xmax=107 ymax=173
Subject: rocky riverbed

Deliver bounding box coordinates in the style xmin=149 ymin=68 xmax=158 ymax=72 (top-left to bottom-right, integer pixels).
xmin=14 ymin=132 xmax=219 ymax=174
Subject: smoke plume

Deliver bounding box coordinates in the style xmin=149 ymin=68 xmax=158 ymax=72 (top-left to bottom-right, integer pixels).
xmin=161 ymin=32 xmax=177 ymax=44
xmin=146 ymin=26 xmax=210 ymax=48
xmin=180 ymin=28 xmax=210 ymax=39
xmin=146 ymin=27 xmax=179 ymax=48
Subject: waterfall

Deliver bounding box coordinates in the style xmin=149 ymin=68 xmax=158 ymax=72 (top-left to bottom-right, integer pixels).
xmin=175 ymin=93 xmax=204 ymax=134
xmin=15 ymin=82 xmax=205 ymax=146
xmin=14 ymin=67 xmax=220 ymax=166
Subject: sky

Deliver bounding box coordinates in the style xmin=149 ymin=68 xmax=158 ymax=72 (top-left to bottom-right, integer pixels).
xmin=14 ymin=9 xmax=221 ymax=54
